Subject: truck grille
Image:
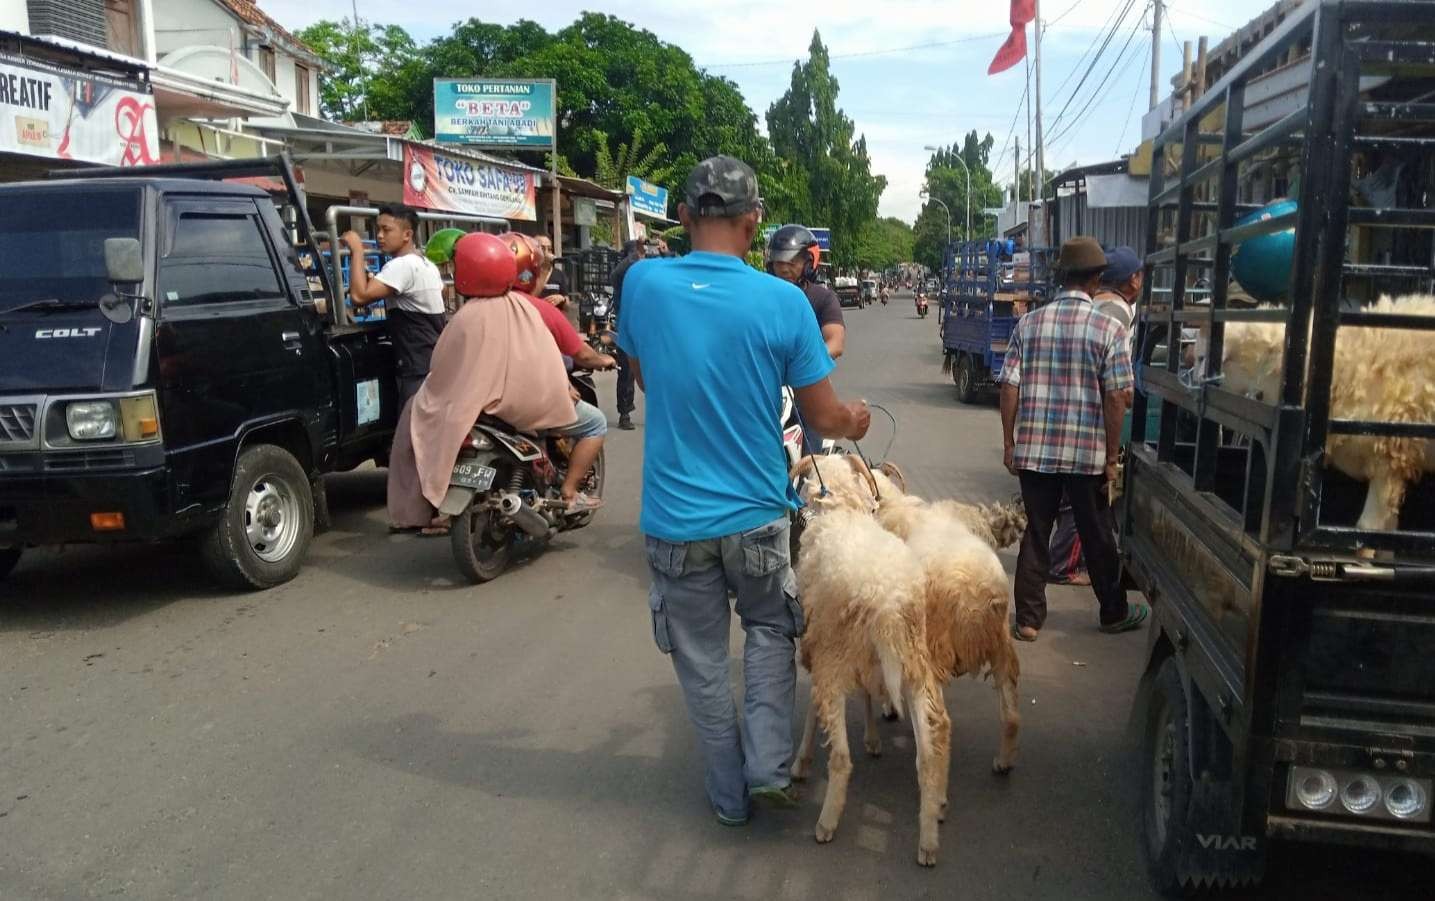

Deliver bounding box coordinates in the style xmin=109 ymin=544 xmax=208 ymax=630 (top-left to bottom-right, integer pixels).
xmin=43 ymin=450 xmax=135 ymax=472
xmin=0 ymin=404 xmax=37 ymax=443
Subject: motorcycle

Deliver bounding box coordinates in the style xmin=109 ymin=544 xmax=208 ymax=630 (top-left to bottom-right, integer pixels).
xmin=916 ymin=295 xmax=929 ymax=318
xmin=584 ymin=289 xmax=616 ymax=352
xmin=439 ymin=371 xmax=605 ymax=584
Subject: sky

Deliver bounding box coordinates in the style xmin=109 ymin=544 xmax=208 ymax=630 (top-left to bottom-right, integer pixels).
xmin=261 ymin=0 xmax=1266 ymax=223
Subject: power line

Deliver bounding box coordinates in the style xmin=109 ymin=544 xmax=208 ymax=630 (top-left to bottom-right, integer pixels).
xmin=699 ymin=31 xmax=1008 ymax=69
xmin=1045 ymin=0 xmax=1132 ymax=110
xmin=1113 ymin=29 xmax=1147 ymax=155
xmin=1044 ymin=10 xmax=1148 ymax=154
xmin=1043 ymin=0 xmax=1144 ymax=145
xmin=1046 ymin=0 xmax=1086 ymax=28
xmin=1166 ymin=5 xmax=1236 ymax=31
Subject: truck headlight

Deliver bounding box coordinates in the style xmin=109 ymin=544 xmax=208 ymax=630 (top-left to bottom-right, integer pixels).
xmin=66 ymin=401 xmax=117 ymax=440
xmin=1340 ymin=774 xmax=1382 ymax=815
xmin=1292 ymin=768 xmax=1337 ymax=810
xmin=1385 ymin=780 xmax=1428 ymax=820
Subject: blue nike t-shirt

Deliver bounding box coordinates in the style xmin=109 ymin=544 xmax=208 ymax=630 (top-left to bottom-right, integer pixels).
xmin=617 ymin=251 xmax=835 ymax=542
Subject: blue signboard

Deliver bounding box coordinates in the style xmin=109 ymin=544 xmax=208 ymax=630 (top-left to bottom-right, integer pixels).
xmin=626 ymin=175 xmax=669 ymax=219
xmin=809 ymin=227 xmax=831 ymax=251
xmin=433 ymin=78 xmax=555 ymax=148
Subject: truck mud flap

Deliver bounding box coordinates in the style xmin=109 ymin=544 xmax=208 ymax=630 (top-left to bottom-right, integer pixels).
xmin=1179 ymin=777 xmax=1266 ymax=890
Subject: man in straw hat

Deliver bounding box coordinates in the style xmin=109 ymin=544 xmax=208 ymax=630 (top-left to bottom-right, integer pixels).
xmin=998 ymin=236 xmax=1149 ymax=642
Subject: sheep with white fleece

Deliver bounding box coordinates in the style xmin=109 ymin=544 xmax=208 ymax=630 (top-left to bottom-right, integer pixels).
xmin=787 ymin=454 xmax=951 ymax=867
xmin=1220 ymin=293 xmax=1435 ymax=531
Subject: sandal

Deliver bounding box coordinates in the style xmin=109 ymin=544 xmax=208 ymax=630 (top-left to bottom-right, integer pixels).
xmin=1099 ymin=601 xmax=1150 ymax=634
xmin=1011 ymin=623 xmax=1039 ymax=642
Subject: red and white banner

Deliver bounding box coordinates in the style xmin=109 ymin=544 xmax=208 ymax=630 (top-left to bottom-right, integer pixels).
xmin=402 ymin=143 xmax=536 ymax=222
xmin=0 ymin=54 xmax=159 ymax=166
xmin=988 ymin=0 xmax=1036 ymax=75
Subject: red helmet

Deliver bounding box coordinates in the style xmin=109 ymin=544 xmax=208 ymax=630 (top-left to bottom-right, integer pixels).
xmin=453 ymin=232 xmax=518 ymax=298
xmin=498 ymin=232 xmax=543 ymax=291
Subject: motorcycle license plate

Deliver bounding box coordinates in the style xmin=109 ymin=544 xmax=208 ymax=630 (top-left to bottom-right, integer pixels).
xmin=451 ymin=462 xmax=497 ymax=491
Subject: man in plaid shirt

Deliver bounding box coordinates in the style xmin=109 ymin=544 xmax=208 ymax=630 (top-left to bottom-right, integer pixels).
xmin=999 ymin=236 xmax=1150 ymax=641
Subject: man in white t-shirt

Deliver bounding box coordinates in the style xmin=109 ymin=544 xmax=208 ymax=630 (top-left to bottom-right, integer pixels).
xmin=342 ymin=204 xmax=447 ymax=407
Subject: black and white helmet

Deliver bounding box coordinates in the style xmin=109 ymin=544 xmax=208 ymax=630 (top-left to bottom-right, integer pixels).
xmin=765 ymin=225 xmax=821 ymax=282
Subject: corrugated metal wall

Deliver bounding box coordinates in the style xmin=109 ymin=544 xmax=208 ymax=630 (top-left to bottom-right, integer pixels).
xmin=1054 ymin=191 xmax=1147 ymax=252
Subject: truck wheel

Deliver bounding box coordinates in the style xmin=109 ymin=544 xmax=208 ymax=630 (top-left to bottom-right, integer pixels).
xmin=451 ymin=506 xmax=511 ymax=584
xmin=0 ymin=547 xmax=21 ymax=581
xmin=954 ymin=354 xmax=979 ymax=404
xmin=1142 ymin=657 xmax=1197 ymax=897
xmin=202 ymin=444 xmax=314 ymax=590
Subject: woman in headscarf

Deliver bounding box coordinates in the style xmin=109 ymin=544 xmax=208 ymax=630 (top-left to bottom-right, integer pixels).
xmin=387 ymin=232 xmax=580 ymax=533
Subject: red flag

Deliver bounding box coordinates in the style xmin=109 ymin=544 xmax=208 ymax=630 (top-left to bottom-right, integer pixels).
xmin=989 ymin=0 xmax=1036 ymax=75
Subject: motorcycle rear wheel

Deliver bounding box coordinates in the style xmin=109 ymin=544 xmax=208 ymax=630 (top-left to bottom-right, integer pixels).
xmin=451 ymin=506 xmax=512 ymax=584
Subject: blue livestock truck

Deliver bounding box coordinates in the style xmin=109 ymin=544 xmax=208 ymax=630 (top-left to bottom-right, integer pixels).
xmin=940 ymin=239 xmax=1052 ymax=403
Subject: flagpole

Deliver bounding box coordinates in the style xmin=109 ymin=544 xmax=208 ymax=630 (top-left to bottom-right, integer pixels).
xmin=1034 ymin=0 xmax=1044 ymax=210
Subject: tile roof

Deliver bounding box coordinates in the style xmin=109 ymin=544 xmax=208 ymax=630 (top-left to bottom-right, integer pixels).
xmin=216 ymin=0 xmax=319 ymax=61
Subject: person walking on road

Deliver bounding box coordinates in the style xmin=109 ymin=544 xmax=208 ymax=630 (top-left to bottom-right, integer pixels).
xmin=618 ymin=155 xmax=870 ymax=827
xmin=1047 ymin=245 xmax=1145 ymax=586
xmin=611 ymin=238 xmax=669 ymax=430
xmin=999 ymin=236 xmax=1148 ymax=642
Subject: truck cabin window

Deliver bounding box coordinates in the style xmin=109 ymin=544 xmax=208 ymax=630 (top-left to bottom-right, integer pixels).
xmin=160 ymin=212 xmax=287 ymax=308
xmin=0 ymin=189 xmax=140 ymax=309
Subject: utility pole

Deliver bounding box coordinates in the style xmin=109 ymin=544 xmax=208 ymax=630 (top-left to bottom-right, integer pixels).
xmin=1150 ymin=0 xmax=1164 ymax=111
xmin=1033 ymin=0 xmax=1045 ymax=205
xmin=1014 ymin=136 xmax=1020 ymax=206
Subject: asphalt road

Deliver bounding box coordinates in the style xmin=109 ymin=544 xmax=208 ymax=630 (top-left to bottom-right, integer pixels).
xmin=0 ymin=291 xmax=1424 ymax=899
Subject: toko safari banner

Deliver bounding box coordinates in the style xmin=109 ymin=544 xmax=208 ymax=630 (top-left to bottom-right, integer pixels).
xmin=0 ymin=54 xmax=159 ymax=166
xmin=432 ymin=78 xmax=555 ymax=148
xmin=403 ymin=144 xmax=537 ymax=221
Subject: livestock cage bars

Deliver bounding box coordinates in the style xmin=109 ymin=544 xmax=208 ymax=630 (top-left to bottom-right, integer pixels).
xmin=1130 ymin=0 xmax=1435 ymax=559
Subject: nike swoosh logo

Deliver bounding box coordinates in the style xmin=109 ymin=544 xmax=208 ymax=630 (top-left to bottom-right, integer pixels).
xmin=691 ymin=282 xmax=711 ymax=290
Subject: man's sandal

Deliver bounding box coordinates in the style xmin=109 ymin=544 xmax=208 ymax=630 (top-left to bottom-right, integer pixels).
xmin=1099 ymin=601 xmax=1150 ymax=634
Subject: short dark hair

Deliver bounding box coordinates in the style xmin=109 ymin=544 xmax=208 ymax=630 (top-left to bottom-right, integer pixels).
xmin=377 ymin=203 xmax=419 ymax=234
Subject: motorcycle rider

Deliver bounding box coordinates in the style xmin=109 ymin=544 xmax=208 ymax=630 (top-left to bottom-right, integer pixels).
xmin=765 ymin=225 xmax=845 ymax=361
xmin=386 ymin=232 xmax=607 ymax=534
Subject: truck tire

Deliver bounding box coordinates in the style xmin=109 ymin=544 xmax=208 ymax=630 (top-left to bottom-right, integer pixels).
xmin=954 ymin=354 xmax=979 ymax=404
xmin=201 ymin=444 xmax=314 ymax=590
xmin=0 ymin=547 xmax=20 ymax=582
xmin=1142 ymin=657 xmax=1198 ymax=897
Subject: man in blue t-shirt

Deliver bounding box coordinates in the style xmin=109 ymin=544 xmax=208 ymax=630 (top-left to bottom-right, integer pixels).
xmin=618 ymin=155 xmax=870 ymax=826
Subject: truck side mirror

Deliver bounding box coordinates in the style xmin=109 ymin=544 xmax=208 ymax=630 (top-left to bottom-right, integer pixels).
xmin=101 ymin=238 xmax=144 ymax=324
xmin=104 ymin=237 xmax=144 ymax=283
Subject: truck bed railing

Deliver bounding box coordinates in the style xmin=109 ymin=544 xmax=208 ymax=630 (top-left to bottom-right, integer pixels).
xmin=1134 ymin=0 xmax=1435 ymax=554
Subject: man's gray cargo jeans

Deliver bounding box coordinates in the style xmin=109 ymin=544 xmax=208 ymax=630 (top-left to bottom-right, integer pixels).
xmin=644 ymin=515 xmax=805 ymax=820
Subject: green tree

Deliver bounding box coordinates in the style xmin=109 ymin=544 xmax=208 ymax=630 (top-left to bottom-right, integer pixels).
xmin=851 ymin=217 xmax=914 ymax=271
xmin=765 ymin=31 xmax=887 ymax=267
xmin=295 ymin=19 xmax=418 ymax=121
xmin=911 ymin=131 xmax=1005 ymax=270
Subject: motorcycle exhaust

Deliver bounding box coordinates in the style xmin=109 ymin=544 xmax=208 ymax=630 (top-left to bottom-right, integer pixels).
xmin=498 ymin=492 xmax=554 ymax=540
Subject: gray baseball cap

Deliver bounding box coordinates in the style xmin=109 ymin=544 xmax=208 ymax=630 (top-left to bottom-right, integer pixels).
xmin=684 ymin=155 xmax=762 ymax=217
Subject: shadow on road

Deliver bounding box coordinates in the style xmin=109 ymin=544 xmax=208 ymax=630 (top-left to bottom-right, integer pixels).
xmin=0 ymin=542 xmax=226 ymax=632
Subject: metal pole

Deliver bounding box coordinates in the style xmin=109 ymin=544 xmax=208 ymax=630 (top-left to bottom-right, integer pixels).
xmin=1034 ymin=0 xmax=1044 ymax=204
xmin=1150 ymin=0 xmax=1163 ymax=111
xmin=548 ymin=79 xmax=563 ymax=258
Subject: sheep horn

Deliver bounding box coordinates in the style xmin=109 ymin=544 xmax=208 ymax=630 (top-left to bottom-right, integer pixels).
xmin=844 ymin=454 xmax=880 ymax=500
xmin=877 ymin=461 xmax=907 ymax=494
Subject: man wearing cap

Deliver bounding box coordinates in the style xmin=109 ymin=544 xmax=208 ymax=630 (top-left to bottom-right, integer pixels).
xmin=1047 ymin=245 xmax=1145 ymax=586
xmin=999 ymin=236 xmax=1148 ymax=642
xmin=618 ymin=155 xmax=871 ymax=827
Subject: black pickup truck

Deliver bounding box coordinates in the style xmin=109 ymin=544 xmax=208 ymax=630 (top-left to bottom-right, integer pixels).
xmin=1123 ymin=2 xmax=1435 ymax=894
xmin=0 ymin=157 xmax=398 ymax=589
